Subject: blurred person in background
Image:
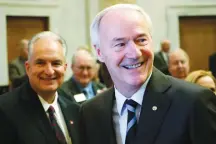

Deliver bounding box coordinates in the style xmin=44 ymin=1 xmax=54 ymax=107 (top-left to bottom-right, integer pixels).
xmin=59 ymin=46 xmax=106 ymax=103
xmin=168 ymin=48 xmax=190 ymax=79
xmin=154 ymin=39 xmax=170 ymax=75
xmin=185 ymin=70 xmax=216 ymax=94
xmin=209 ymin=52 xmax=216 ymax=77
xmin=9 ymin=39 xmax=29 ymax=82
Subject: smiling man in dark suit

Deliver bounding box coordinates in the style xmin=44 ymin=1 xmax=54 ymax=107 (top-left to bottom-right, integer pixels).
xmin=0 ymin=31 xmax=80 ymax=144
xmin=79 ymin=4 xmax=216 ymax=144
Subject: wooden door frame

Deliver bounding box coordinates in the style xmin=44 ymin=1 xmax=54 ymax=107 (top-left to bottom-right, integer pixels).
xmin=167 ymin=2 xmax=216 ymax=51
xmin=0 ymin=1 xmax=59 ymax=86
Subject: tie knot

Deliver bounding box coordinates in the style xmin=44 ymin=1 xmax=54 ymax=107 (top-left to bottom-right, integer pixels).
xmin=83 ymin=89 xmax=87 ymax=95
xmin=125 ymin=99 xmax=138 ymax=111
xmin=47 ymin=106 xmax=55 ymax=114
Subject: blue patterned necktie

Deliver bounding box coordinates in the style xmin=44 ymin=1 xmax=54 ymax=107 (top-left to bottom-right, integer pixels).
xmin=82 ymin=89 xmax=89 ymax=99
xmin=47 ymin=106 xmax=67 ymax=144
xmin=125 ymin=99 xmax=138 ymax=144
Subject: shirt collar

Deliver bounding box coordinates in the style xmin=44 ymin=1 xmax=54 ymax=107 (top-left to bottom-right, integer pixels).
xmin=72 ymin=76 xmax=93 ymax=90
xmin=38 ymin=92 xmax=59 ymax=112
xmin=83 ymin=82 xmax=93 ymax=92
xmin=115 ymin=72 xmax=152 ymax=116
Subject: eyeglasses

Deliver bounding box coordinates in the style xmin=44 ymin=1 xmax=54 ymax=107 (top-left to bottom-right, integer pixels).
xmin=75 ymin=66 xmax=93 ymax=71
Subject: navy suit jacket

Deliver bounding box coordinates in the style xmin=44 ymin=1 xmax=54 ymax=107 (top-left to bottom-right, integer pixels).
xmin=80 ymin=68 xmax=216 ymax=144
xmin=0 ymin=81 xmax=80 ymax=144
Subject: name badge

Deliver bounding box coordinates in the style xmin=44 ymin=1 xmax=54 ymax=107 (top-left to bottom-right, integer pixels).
xmin=74 ymin=93 xmax=87 ymax=102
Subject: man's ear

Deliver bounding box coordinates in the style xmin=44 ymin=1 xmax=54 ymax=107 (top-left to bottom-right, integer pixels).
xmin=71 ymin=63 xmax=75 ymax=72
xmin=25 ymin=61 xmax=30 ymax=76
xmin=94 ymin=45 xmax=105 ymax=62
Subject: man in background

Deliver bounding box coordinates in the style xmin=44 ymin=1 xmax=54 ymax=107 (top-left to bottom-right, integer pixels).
xmin=209 ymin=52 xmax=216 ymax=77
xmin=154 ymin=39 xmax=170 ymax=75
xmin=59 ymin=46 xmax=106 ymax=103
xmin=8 ymin=39 xmax=29 ymax=82
xmin=0 ymin=31 xmax=80 ymax=144
xmin=168 ymin=48 xmax=190 ymax=79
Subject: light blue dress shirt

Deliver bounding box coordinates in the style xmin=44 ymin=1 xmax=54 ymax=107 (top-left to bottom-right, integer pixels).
xmin=113 ymin=73 xmax=152 ymax=144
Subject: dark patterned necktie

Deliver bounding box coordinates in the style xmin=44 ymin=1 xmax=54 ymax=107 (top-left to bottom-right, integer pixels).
xmin=47 ymin=106 xmax=67 ymax=144
xmin=125 ymin=99 xmax=138 ymax=144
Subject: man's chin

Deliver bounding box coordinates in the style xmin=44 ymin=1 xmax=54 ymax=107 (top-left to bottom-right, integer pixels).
xmin=40 ymin=85 xmax=58 ymax=92
xmin=80 ymin=81 xmax=90 ymax=86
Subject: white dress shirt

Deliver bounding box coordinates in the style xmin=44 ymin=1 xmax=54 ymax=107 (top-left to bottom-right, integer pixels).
xmin=38 ymin=93 xmax=72 ymax=144
xmin=162 ymin=51 xmax=169 ymax=65
xmin=113 ymin=73 xmax=152 ymax=144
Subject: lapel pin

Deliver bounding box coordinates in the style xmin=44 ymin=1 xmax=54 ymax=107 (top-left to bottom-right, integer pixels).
xmin=152 ymin=106 xmax=157 ymax=111
xmin=69 ymin=120 xmax=74 ymax=125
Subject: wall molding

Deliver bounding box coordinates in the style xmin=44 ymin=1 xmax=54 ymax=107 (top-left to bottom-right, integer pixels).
xmin=167 ymin=2 xmax=216 ymax=50
xmin=0 ymin=0 xmax=59 ymax=7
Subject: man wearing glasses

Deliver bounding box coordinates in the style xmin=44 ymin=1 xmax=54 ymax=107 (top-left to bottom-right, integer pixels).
xmin=59 ymin=46 xmax=106 ymax=103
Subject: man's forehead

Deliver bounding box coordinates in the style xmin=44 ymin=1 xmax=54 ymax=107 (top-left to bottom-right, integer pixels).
xmin=99 ymin=8 xmax=144 ymax=29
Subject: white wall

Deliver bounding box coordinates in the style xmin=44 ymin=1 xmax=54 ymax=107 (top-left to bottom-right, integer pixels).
xmin=58 ymin=0 xmax=87 ymax=81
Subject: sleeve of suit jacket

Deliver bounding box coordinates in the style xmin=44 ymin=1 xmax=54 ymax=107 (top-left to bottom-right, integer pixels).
xmin=0 ymin=108 xmax=20 ymax=144
xmin=189 ymin=89 xmax=216 ymax=144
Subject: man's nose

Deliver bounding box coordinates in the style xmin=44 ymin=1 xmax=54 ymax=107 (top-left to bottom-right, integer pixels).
xmin=125 ymin=41 xmax=142 ymax=58
xmin=45 ymin=64 xmax=55 ymax=75
xmin=177 ymin=62 xmax=183 ymax=68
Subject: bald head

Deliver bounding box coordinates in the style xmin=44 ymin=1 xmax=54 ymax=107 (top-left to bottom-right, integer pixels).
xmin=168 ymin=48 xmax=190 ymax=79
xmin=161 ymin=39 xmax=170 ymax=53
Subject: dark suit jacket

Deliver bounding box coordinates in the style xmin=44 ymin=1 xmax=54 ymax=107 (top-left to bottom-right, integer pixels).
xmin=0 ymin=81 xmax=80 ymax=144
xmin=9 ymin=57 xmax=26 ymax=81
xmin=80 ymin=68 xmax=216 ymax=144
xmin=209 ymin=52 xmax=216 ymax=77
xmin=154 ymin=51 xmax=170 ymax=75
xmin=59 ymin=77 xmax=106 ymax=103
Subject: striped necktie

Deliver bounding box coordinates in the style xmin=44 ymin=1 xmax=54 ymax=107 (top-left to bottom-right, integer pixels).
xmin=47 ymin=106 xmax=67 ymax=144
xmin=125 ymin=99 xmax=138 ymax=144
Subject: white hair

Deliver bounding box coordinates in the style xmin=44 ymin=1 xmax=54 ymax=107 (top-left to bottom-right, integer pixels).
xmin=28 ymin=31 xmax=67 ymax=60
xmin=90 ymin=4 xmax=153 ymax=47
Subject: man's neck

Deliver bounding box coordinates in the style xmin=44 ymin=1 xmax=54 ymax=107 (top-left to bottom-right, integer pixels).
xmin=38 ymin=92 xmax=56 ymax=104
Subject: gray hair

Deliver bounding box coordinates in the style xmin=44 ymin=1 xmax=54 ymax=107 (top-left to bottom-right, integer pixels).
xmin=72 ymin=46 xmax=96 ymax=65
xmin=90 ymin=4 xmax=153 ymax=47
xmin=28 ymin=31 xmax=67 ymax=60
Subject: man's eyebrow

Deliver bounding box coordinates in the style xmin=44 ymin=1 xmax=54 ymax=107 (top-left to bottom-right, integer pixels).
xmin=136 ymin=33 xmax=148 ymax=38
xmin=112 ymin=37 xmax=126 ymax=42
xmin=35 ymin=59 xmax=44 ymax=62
xmin=112 ymin=34 xmax=148 ymax=42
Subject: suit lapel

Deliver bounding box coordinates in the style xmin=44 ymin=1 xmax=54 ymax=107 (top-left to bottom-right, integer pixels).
xmin=98 ymin=88 xmax=117 ymax=144
xmin=69 ymin=78 xmax=82 ymax=95
xmin=135 ymin=68 xmax=172 ymax=144
xmin=20 ymin=82 xmax=58 ymax=144
xmin=159 ymin=52 xmax=167 ymax=65
xmin=58 ymin=97 xmax=79 ymax=144
xmin=92 ymin=82 xmax=98 ymax=95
